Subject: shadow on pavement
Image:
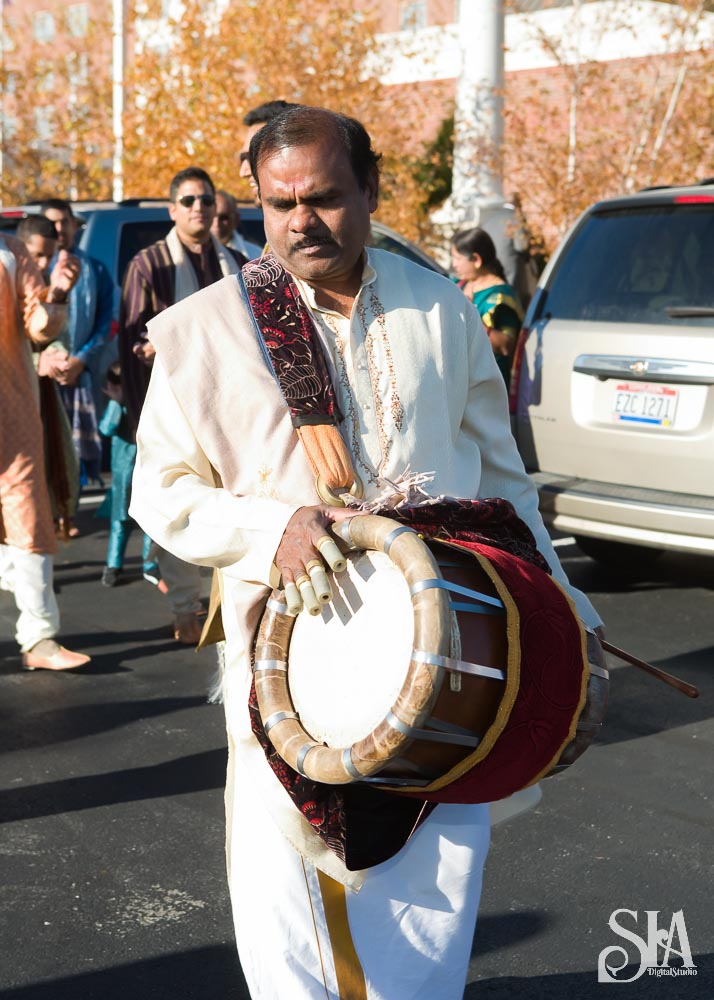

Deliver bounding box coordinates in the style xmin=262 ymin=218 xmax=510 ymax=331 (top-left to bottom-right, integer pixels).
xmin=0 ymin=696 xmax=209 ymax=752
xmin=0 ymin=944 xmax=248 ymax=1000
xmin=562 ymin=549 xmax=714 ymax=596
xmin=466 ymin=952 xmax=712 ymax=999
xmin=471 ymin=910 xmax=554 ymax=958
xmin=598 ymin=645 xmax=712 ymax=746
xmin=0 ymin=747 xmax=228 ymax=823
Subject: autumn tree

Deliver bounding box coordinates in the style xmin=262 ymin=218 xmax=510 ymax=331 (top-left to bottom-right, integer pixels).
xmin=501 ymin=0 xmax=714 ymax=251
xmin=123 ymin=0 xmax=428 ymax=239
xmin=0 ymin=1 xmax=113 ymax=204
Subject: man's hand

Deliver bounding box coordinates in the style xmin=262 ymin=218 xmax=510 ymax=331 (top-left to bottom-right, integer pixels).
xmin=47 ymin=250 xmax=81 ymax=302
xmin=37 ymin=348 xmax=68 ymax=380
xmin=56 ymin=355 xmax=85 ymax=387
xmin=275 ymin=504 xmax=358 ymax=615
xmin=132 ymin=338 xmax=156 ymax=365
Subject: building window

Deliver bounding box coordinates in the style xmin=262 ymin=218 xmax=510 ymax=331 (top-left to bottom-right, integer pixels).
xmin=2 ymin=115 xmax=18 ymax=140
xmin=37 ymin=64 xmax=56 ymax=93
xmin=66 ymin=52 xmax=89 ymax=89
xmin=401 ymin=1 xmax=427 ymax=32
xmin=34 ymin=107 xmax=54 ymax=141
xmin=67 ymin=3 xmax=89 ymax=38
xmin=33 ymin=11 xmax=56 ymax=44
xmin=2 ymin=18 xmax=17 ymax=52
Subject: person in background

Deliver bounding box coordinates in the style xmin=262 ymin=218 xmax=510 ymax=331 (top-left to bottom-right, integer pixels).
xmin=118 ymin=166 xmax=245 ymax=645
xmin=97 ymin=364 xmax=165 ymax=591
xmin=239 ymin=100 xmax=300 ymax=204
xmin=451 ymin=226 xmax=524 ymax=388
xmin=211 ymin=190 xmax=262 ymax=260
xmin=40 ymin=198 xmax=114 ymax=495
xmin=0 ymin=231 xmax=90 ymax=671
xmin=16 ymin=215 xmax=80 ymax=539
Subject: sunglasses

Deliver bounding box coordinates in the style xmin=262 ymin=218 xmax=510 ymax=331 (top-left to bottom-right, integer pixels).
xmin=176 ymin=194 xmax=215 ymax=208
xmin=239 ymin=152 xmax=250 ymax=163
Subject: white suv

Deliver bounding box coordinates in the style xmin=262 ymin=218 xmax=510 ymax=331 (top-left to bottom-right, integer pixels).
xmin=510 ymin=182 xmax=714 ymax=566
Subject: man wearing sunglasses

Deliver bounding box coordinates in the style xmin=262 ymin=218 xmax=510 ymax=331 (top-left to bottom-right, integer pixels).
xmin=118 ymin=166 xmax=246 ymax=645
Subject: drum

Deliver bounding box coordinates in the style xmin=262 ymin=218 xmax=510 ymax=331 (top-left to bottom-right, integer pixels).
xmin=253 ymin=514 xmax=608 ymax=803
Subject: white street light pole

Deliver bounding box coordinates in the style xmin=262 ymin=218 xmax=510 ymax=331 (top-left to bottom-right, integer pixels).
xmin=432 ymin=0 xmax=521 ymax=278
xmin=451 ymin=0 xmax=505 ymax=212
xmin=112 ymin=0 xmax=125 ymax=203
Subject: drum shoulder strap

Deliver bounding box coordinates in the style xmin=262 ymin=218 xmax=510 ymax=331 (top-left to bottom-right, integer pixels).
xmin=241 ymin=254 xmax=340 ymax=427
xmin=240 ymin=255 xmax=356 ymax=491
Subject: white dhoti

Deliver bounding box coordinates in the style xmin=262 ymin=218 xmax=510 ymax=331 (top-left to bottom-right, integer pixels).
xmin=223 ymin=646 xmax=490 ymax=1000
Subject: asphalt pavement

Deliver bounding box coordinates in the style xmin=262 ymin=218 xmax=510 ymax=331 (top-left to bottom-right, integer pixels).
xmin=1 ymin=500 xmax=712 ymax=999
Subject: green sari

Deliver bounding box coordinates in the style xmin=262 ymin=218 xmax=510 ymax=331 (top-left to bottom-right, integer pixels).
xmin=466 ymin=282 xmax=524 ymax=387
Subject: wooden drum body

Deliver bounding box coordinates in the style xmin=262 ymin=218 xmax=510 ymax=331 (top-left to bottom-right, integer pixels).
xmin=253 ymin=514 xmax=608 ymax=803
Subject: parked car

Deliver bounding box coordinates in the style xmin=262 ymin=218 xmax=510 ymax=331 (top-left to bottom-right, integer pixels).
xmin=2 ymin=200 xmax=446 ymax=321
xmin=510 ymin=181 xmax=714 ymax=565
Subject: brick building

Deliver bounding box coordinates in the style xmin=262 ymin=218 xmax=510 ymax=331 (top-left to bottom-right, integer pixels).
xmin=2 ymin=0 xmax=712 ymax=223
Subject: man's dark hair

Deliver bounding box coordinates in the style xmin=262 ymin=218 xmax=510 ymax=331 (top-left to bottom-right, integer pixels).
xmin=169 ymin=167 xmax=215 ymax=203
xmin=17 ymin=214 xmax=59 ymax=243
xmin=250 ymin=107 xmax=382 ymax=193
xmin=243 ymin=100 xmax=299 ymax=127
xmin=39 ymin=197 xmax=74 ymax=218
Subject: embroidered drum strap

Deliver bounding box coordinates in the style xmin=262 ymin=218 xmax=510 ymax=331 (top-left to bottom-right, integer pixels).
xmin=240 ymin=255 xmax=357 ymax=496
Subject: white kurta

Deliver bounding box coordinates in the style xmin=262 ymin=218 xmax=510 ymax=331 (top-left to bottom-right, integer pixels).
xmin=131 ymin=249 xmax=601 ymax=999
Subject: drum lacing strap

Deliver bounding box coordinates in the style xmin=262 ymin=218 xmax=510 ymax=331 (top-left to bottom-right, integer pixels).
xmin=253 ymin=659 xmax=288 ymax=672
xmin=588 ymin=661 xmax=610 ymax=679
xmin=267 ymin=597 xmax=291 ymax=616
xmin=385 ymin=710 xmax=481 ymax=748
xmin=382 ymin=525 xmax=413 ymax=555
xmin=263 ymin=710 xmax=299 ymax=734
xmin=410 ymin=578 xmax=505 ymax=614
xmin=344 ymin=750 xmax=435 ymax=786
xmin=358 ymin=775 xmax=433 ymax=787
xmin=296 ymin=743 xmax=320 ymax=777
xmin=413 ymin=648 xmax=506 ymax=681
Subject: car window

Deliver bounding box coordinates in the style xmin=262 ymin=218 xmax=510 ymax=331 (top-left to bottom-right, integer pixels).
xmin=367 ymin=227 xmax=439 ymax=271
xmin=543 ymin=204 xmax=714 ymax=326
xmin=118 ymin=220 xmax=172 ymax=284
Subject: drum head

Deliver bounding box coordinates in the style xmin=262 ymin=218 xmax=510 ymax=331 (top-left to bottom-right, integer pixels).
xmin=288 ymin=550 xmax=414 ymax=747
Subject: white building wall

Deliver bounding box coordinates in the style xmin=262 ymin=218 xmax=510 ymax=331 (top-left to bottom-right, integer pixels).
xmin=376 ymin=0 xmax=714 ymax=85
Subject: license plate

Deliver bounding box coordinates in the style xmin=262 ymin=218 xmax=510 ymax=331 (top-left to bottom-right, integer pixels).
xmin=612 ymin=382 xmax=679 ymax=427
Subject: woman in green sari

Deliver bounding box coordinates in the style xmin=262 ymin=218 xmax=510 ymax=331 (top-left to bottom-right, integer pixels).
xmin=451 ymin=227 xmax=524 ymax=388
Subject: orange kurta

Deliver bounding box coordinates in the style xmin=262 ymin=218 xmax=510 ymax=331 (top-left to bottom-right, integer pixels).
xmin=0 ymin=235 xmax=67 ymax=554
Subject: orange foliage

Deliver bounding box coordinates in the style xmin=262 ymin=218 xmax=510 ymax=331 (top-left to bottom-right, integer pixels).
xmin=0 ymin=1 xmax=113 ymax=203
xmin=122 ymin=0 xmax=427 ymax=239
xmin=502 ymin=0 xmax=714 ymax=252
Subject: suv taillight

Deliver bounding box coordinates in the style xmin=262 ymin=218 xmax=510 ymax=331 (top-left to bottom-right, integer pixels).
xmin=509 ymin=326 xmax=530 ymax=415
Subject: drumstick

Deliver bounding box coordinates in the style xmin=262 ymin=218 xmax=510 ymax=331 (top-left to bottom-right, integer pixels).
xmin=600 ymin=639 xmax=699 ymax=698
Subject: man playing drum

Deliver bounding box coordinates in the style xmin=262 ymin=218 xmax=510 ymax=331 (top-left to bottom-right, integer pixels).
xmin=131 ymin=106 xmax=604 ymax=999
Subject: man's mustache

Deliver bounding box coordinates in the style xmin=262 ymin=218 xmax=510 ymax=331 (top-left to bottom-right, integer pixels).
xmin=293 ymin=237 xmax=335 ymax=250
